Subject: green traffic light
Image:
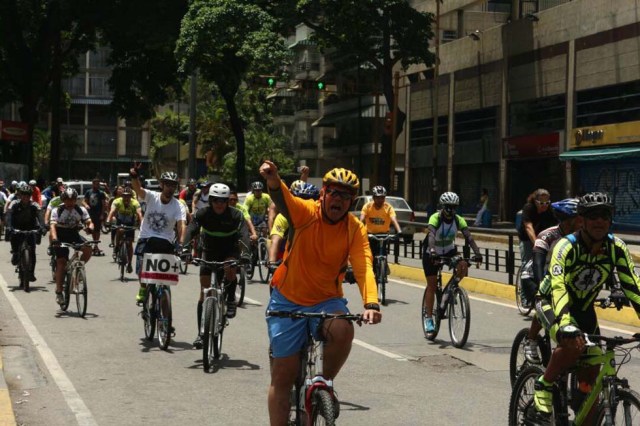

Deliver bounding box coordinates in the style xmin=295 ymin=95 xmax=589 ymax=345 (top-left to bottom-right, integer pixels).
xmin=317 ymin=81 xmax=325 ymax=90
xmin=267 ymin=77 xmax=276 ymax=87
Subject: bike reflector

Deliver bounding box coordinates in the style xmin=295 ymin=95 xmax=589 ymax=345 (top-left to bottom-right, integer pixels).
xmin=140 ymin=253 xmax=180 ymax=286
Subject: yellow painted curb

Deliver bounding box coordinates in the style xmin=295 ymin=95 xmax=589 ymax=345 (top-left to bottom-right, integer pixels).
xmin=389 ymin=263 xmax=640 ymax=328
xmin=0 ymin=348 xmax=16 ymax=426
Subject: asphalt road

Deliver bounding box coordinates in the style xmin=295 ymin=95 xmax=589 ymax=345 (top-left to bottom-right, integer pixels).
xmin=0 ymin=238 xmax=639 ymax=425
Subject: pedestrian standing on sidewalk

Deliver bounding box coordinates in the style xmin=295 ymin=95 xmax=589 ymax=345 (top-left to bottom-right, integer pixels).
xmin=473 ymin=188 xmax=489 ymax=226
xmin=517 ymin=188 xmax=556 ymax=262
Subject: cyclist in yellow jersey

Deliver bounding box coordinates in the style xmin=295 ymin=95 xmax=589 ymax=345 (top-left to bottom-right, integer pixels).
xmin=106 ymin=188 xmax=142 ymax=273
xmin=531 ymin=192 xmax=640 ymax=424
xmin=260 ymin=161 xmax=381 ymax=425
xmin=244 ymin=181 xmax=272 ymax=231
xmin=229 ymin=189 xmax=258 ymax=247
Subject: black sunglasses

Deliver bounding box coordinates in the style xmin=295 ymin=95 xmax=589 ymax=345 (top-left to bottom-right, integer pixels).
xmin=583 ymin=209 xmax=612 ymax=221
xmin=210 ymin=197 xmax=228 ymax=204
xmin=325 ymin=187 xmax=353 ymax=201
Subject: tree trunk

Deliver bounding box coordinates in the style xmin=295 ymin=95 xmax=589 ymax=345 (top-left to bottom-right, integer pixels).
xmin=49 ymin=31 xmax=62 ymax=181
xmin=222 ymin=93 xmax=246 ymax=190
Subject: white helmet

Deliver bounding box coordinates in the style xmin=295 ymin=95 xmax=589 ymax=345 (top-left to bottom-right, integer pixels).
xmin=209 ymin=183 xmax=230 ymax=199
xmin=439 ymin=192 xmax=460 ymax=206
xmin=29 ymin=179 xmax=37 ymax=186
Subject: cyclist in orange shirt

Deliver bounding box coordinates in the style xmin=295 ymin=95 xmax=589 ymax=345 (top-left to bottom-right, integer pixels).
xmin=260 ymin=161 xmax=381 ymax=425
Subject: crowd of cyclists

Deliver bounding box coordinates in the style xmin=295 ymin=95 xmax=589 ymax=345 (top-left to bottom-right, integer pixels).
xmin=2 ymin=165 xmax=640 ymax=425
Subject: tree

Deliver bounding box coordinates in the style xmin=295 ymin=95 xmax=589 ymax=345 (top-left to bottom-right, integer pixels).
xmin=260 ymin=0 xmax=435 ymax=188
xmin=175 ymin=0 xmax=290 ymax=189
xmin=0 ymin=0 xmax=100 ymax=178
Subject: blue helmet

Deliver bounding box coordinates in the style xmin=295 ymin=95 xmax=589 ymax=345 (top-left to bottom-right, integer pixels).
xmin=293 ymin=183 xmax=319 ymax=200
xmin=551 ymin=198 xmax=579 ymax=221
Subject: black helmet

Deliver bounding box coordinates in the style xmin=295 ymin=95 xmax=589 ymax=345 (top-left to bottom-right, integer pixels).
xmin=61 ymin=188 xmax=78 ymax=201
xmin=577 ymin=192 xmax=614 ymax=216
xmin=251 ymin=181 xmax=264 ymax=191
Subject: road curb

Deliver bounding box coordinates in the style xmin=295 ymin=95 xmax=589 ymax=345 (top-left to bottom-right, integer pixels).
xmin=0 ymin=348 xmax=17 ymax=426
xmin=389 ymin=263 xmax=640 ymax=328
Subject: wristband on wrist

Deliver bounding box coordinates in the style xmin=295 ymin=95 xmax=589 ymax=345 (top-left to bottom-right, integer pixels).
xmin=364 ymin=303 xmax=380 ymax=312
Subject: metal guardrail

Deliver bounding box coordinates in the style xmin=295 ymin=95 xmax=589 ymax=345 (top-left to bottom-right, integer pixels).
xmin=394 ymin=219 xmax=640 ymax=286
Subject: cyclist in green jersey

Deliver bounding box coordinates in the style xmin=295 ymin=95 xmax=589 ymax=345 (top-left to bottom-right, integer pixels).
xmin=106 ymin=188 xmax=143 ymax=273
xmin=244 ymin=181 xmax=272 ymax=230
xmin=531 ymin=192 xmax=640 ymax=424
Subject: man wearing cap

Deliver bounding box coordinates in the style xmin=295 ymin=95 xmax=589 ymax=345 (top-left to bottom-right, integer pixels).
xmin=29 ymin=180 xmax=42 ymax=207
xmin=83 ymin=177 xmax=108 ymax=255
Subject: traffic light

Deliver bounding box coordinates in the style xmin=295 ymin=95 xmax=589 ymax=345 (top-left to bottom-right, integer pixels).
xmin=316 ymin=81 xmax=326 ymax=91
xmin=266 ymin=77 xmax=276 ymax=88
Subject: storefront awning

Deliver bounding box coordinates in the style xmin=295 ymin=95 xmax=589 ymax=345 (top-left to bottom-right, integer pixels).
xmin=559 ymin=146 xmax=640 ymax=161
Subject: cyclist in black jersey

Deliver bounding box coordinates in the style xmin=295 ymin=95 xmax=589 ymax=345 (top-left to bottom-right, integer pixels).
xmin=181 ymin=183 xmax=247 ymax=349
xmin=531 ymin=192 xmax=640 ymax=424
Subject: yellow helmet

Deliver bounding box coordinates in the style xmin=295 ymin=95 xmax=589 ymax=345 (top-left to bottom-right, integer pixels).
xmin=322 ymin=168 xmax=360 ymax=191
xmin=289 ymin=180 xmax=305 ymax=193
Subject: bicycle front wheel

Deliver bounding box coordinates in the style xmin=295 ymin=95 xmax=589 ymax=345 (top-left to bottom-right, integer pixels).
xmin=377 ymin=259 xmax=387 ymax=306
xmin=509 ymin=328 xmax=550 ymax=387
xmin=213 ymin=299 xmax=224 ymax=360
xmin=448 ymin=286 xmax=471 ymax=348
xmin=20 ymin=246 xmax=31 ymax=291
xmin=157 ymin=288 xmax=172 ymax=350
xmin=596 ymin=388 xmax=640 ymax=425
xmin=143 ymin=289 xmax=156 ymax=341
xmin=508 ymin=365 xmax=543 ymax=426
xmin=257 ymin=240 xmax=269 ymax=283
xmin=311 ymin=388 xmax=337 ymax=425
xmin=74 ymin=267 xmax=88 ymax=318
xmin=515 ymin=265 xmax=532 ymax=316
xmin=236 ymin=267 xmax=246 ymax=307
xmin=118 ymin=244 xmax=127 ymax=281
xmin=202 ymin=297 xmax=216 ymax=372
xmin=60 ymin=273 xmax=71 ymax=311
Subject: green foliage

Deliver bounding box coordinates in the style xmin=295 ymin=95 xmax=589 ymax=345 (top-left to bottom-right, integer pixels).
xmin=32 ymin=129 xmax=50 ymax=178
xmin=149 ymin=111 xmax=189 ymax=176
xmin=221 ymin=125 xmax=293 ymax=183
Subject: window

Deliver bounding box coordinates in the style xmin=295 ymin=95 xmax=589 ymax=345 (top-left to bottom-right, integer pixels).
xmin=89 ymin=74 xmax=111 ymax=97
xmin=63 ymin=76 xmax=86 ymax=96
xmin=89 ymin=48 xmax=111 ymax=69
xmin=410 ymin=116 xmax=448 ymax=147
xmin=455 ymin=107 xmax=497 ymax=144
xmin=576 ymin=81 xmax=640 ymax=127
xmin=86 ymin=130 xmax=116 ymax=156
xmin=126 ymin=130 xmax=142 ymax=156
xmin=509 ymin=94 xmax=565 ymax=137
xmin=442 ymin=30 xmax=458 ymax=43
xmin=65 ymin=104 xmax=85 ymax=126
xmin=88 ymin=105 xmax=116 ymax=127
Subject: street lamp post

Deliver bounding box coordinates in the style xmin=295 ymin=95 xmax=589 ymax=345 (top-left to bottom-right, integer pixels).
xmin=431 ymin=0 xmax=441 ymax=213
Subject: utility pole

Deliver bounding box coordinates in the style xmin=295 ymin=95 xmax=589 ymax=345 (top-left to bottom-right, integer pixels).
xmin=390 ymin=71 xmax=400 ymax=192
xmin=188 ymin=73 xmax=197 ymax=178
xmin=430 ymin=0 xmax=441 ymax=213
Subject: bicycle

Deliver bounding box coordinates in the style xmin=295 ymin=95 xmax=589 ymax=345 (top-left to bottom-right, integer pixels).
xmin=368 ymin=233 xmax=397 ymax=306
xmin=191 ymin=257 xmax=248 ymax=372
xmin=509 ymin=293 xmax=627 ymax=388
xmin=12 ymin=229 xmax=41 ymax=292
xmin=239 ymin=239 xmax=255 ymax=281
xmin=252 ymin=222 xmax=270 ymax=283
xmin=508 ymin=332 xmax=640 ymax=425
xmin=178 ymin=238 xmax=198 ymax=275
xmin=421 ymin=255 xmax=473 ymax=348
xmin=112 ymin=224 xmax=137 ymax=282
xmin=57 ymin=240 xmax=100 ymax=317
xmin=515 ymin=258 xmax=534 ymax=316
xmin=267 ymin=310 xmax=363 ymax=425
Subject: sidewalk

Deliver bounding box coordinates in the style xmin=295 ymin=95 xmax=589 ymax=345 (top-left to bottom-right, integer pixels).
xmin=388 ymin=263 xmax=640 ymax=329
xmin=0 ymin=347 xmax=16 ymax=426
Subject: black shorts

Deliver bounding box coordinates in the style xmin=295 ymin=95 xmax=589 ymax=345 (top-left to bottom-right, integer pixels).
xmin=422 ymin=248 xmax=457 ymax=276
xmin=90 ymin=213 xmax=102 ymax=229
xmin=199 ymin=244 xmax=240 ymax=276
xmin=55 ymin=228 xmax=87 ymax=259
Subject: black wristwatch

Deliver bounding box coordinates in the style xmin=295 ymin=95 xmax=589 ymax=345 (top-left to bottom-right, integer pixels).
xmin=364 ymin=303 xmax=380 ymax=312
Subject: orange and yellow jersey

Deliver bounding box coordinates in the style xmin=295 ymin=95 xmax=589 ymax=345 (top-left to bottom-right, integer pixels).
xmin=360 ymin=201 xmax=396 ymax=234
xmin=270 ymin=180 xmax=378 ymax=306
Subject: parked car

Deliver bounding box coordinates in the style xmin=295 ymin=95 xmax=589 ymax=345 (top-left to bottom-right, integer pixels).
xmin=144 ymin=178 xmax=160 ymax=191
xmin=63 ymin=180 xmax=94 ymax=197
xmin=350 ymin=195 xmax=417 ymax=243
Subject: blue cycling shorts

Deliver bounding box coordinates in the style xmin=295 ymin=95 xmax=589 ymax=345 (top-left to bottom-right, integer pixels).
xmin=267 ymin=288 xmax=350 ymax=358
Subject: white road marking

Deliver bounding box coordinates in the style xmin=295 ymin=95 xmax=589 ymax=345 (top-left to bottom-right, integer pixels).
xmin=353 ymin=339 xmax=414 ymax=361
xmin=0 ymin=275 xmax=98 ymax=426
xmin=388 ymin=277 xmax=636 ymax=335
xmin=242 ymin=295 xmax=262 ymax=306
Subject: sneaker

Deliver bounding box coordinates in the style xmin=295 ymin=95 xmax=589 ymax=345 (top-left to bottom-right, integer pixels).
xmin=424 ymin=316 xmax=435 ymax=333
xmin=534 ymin=376 xmax=554 ymax=415
xmin=524 ymin=338 xmax=541 ymax=364
xmin=226 ymin=300 xmax=237 ymax=318
xmin=193 ymin=335 xmax=203 ymax=349
xmin=55 ymin=292 xmax=64 ymax=305
xmin=136 ymin=287 xmax=146 ymax=304
xmin=126 ymin=263 xmax=133 ymax=274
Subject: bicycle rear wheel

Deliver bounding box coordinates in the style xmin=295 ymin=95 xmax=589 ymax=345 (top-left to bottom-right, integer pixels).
xmin=508 ymin=365 xmax=543 ymax=426
xmin=596 ymin=388 xmax=640 ymax=425
xmin=142 ymin=289 xmax=156 ymax=341
xmin=118 ymin=244 xmax=127 ymax=282
xmin=515 ymin=265 xmax=532 ymax=316
xmin=448 ymin=286 xmax=471 ymax=348
xmin=74 ymin=267 xmax=88 ymax=318
xmin=421 ymin=287 xmax=441 ymax=340
xmin=157 ymin=288 xmax=172 ymax=350
xmin=20 ymin=245 xmax=30 ymax=292
xmin=236 ymin=267 xmax=246 ymax=307
xmin=257 ymin=240 xmax=269 ymax=283
xmin=310 ymin=388 xmax=337 ymax=425
xmin=202 ymin=297 xmax=216 ymax=372
xmin=50 ymin=254 xmax=56 ymax=282
xmin=509 ymin=328 xmax=550 ymax=387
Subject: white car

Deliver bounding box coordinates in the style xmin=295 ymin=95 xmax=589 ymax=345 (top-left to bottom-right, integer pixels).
xmin=350 ymin=195 xmax=417 ymax=243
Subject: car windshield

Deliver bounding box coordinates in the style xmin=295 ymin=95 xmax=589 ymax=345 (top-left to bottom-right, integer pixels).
xmin=386 ymin=198 xmax=410 ymax=210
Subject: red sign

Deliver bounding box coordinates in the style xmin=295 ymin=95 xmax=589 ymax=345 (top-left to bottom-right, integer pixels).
xmin=0 ymin=120 xmax=29 ymax=143
xmin=503 ymin=132 xmax=559 ymax=159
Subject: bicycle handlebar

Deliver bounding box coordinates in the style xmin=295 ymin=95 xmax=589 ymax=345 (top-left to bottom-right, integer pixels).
xmin=12 ymin=229 xmax=42 ymax=234
xmin=266 ymin=310 xmax=363 ymax=322
xmin=190 ymin=257 xmax=249 ymax=268
xmin=110 ymin=224 xmax=138 ymax=230
xmin=367 ymin=233 xmax=399 ymax=242
xmin=58 ymin=240 xmax=100 ymax=251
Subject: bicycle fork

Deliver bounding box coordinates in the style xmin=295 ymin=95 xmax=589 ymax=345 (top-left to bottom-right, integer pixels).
xmin=200 ymin=287 xmax=225 ymax=336
xmin=303 ymin=341 xmax=335 ymax=423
